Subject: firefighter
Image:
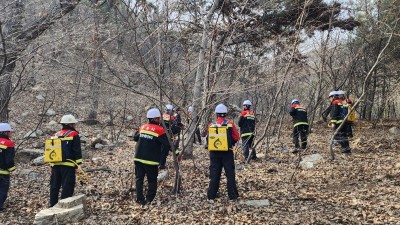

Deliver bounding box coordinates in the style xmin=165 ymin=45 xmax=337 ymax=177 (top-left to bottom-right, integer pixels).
xmin=0 ymin=123 xmax=16 ymax=211
xmin=133 ymin=108 xmax=171 ymax=205
xmin=329 ymin=93 xmax=352 ymax=153
xmin=337 ymin=90 xmax=354 ymax=138
xmin=207 ymin=104 xmax=240 ymax=200
xmin=173 ymin=106 xmax=184 ymax=148
xmin=289 ymin=99 xmax=309 ymax=153
xmin=159 ymin=104 xmax=180 ymax=169
xmin=187 ymin=106 xmax=202 ymax=145
xmin=49 ymin=115 xmax=83 ymax=207
xmin=322 ymin=91 xmax=338 ymax=122
xmin=238 ymin=100 xmax=256 ymax=160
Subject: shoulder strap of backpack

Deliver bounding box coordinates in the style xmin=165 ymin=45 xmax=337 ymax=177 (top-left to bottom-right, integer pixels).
xmin=222 ymin=120 xmax=228 ymax=126
xmin=56 ymin=130 xmax=73 ymax=138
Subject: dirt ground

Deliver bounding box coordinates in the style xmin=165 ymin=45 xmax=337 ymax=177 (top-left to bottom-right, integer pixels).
xmin=1 ymin=121 xmax=400 ymax=225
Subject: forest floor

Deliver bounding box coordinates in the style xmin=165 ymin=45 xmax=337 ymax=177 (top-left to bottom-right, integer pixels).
xmin=1 ymin=121 xmax=400 ymax=225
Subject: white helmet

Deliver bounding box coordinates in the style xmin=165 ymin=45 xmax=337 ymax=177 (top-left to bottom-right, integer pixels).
xmin=291 ymin=99 xmax=300 ymax=104
xmin=243 ymin=100 xmax=252 ymax=106
xmin=328 ymin=91 xmax=338 ymax=97
xmin=215 ymin=104 xmax=228 ymax=113
xmin=60 ymin=115 xmax=78 ymax=124
xmin=188 ymin=106 xmax=193 ymax=113
xmin=165 ymin=104 xmax=173 ymax=111
xmin=0 ymin=123 xmax=13 ymax=132
xmin=337 ymin=90 xmax=346 ymax=95
xmin=147 ymin=108 xmax=161 ymax=118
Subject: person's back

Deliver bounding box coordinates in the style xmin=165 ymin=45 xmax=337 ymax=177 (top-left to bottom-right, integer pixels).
xmin=133 ymin=108 xmax=171 ymax=205
xmin=289 ymin=103 xmax=308 ymax=126
xmin=238 ymin=100 xmax=256 ymax=160
xmin=134 ymin=122 xmax=168 ymax=165
xmin=329 ymin=94 xmax=351 ymax=153
xmin=289 ymin=99 xmax=309 ymax=153
xmin=207 ymin=104 xmax=240 ymax=201
xmin=0 ymin=123 xmax=16 ymax=211
xmin=49 ymin=115 xmax=82 ymax=207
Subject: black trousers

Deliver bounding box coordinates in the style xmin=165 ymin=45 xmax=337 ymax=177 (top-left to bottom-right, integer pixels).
xmin=50 ymin=166 xmax=76 ymax=207
xmin=0 ymin=174 xmax=10 ymax=208
xmin=343 ymin=122 xmax=353 ymax=138
xmin=242 ymin=135 xmax=256 ymax=159
xmin=333 ymin=123 xmax=350 ymax=149
xmin=207 ymin=151 xmax=239 ymax=200
xmin=135 ymin=161 xmax=158 ymax=205
xmin=293 ymin=125 xmax=309 ymax=149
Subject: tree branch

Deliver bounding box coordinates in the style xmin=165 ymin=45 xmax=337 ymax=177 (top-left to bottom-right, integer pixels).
xmin=14 ymin=0 xmax=81 ymax=44
xmin=0 ymin=20 xmax=7 ymax=75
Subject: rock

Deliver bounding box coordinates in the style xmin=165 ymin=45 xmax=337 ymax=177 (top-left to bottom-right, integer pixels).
xmin=34 ymin=195 xmax=86 ymax=225
xmin=80 ymin=135 xmax=88 ymax=143
xmin=157 ymin=170 xmax=169 ymax=182
xmin=24 ymin=131 xmax=37 ymax=138
xmin=55 ymin=194 xmax=86 ymax=210
xmin=235 ymin=164 xmax=243 ymax=170
xmin=242 ymin=199 xmax=270 ymax=207
xmin=36 ymin=94 xmax=45 ymax=101
xmin=32 ymin=156 xmax=45 ymax=166
xmin=81 ymin=150 xmax=89 ymax=160
xmin=46 ymin=109 xmax=56 ymax=116
xmin=310 ymin=146 xmax=324 ymax=151
xmin=22 ymin=111 xmax=30 ymax=117
xmin=90 ymin=138 xmax=107 ymax=148
xmin=389 ymin=127 xmax=400 ymax=135
xmin=15 ymin=149 xmax=43 ymax=163
xmin=107 ymin=133 xmax=113 ymax=140
xmin=92 ymin=157 xmax=103 ymax=166
xmin=94 ymin=143 xmax=104 ymax=150
xmin=299 ymin=154 xmax=324 ymax=169
xmin=274 ymin=147 xmax=289 ymax=151
xmin=104 ymin=118 xmax=113 ymax=126
xmin=17 ymin=169 xmax=40 ymax=179
xmin=256 ymin=153 xmax=265 ymax=158
xmin=126 ymin=115 xmax=133 ymax=121
xmin=36 ymin=129 xmax=44 ymax=136
xmin=46 ymin=120 xmax=61 ymax=133
xmin=33 ymin=141 xmax=45 ymax=148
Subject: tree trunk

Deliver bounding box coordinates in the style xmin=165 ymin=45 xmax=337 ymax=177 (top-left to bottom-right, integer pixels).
xmin=185 ymin=0 xmax=220 ymax=158
xmin=87 ymin=1 xmax=103 ymax=124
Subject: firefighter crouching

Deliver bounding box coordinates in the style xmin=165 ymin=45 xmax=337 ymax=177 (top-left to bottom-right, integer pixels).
xmin=133 ymin=108 xmax=171 ymax=205
xmin=207 ymin=104 xmax=240 ymax=200
xmin=0 ymin=123 xmax=16 ymax=211
xmin=48 ymin=114 xmax=83 ymax=207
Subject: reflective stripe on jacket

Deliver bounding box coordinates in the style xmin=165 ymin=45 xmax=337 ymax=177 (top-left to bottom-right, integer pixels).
xmin=238 ymin=110 xmax=255 ymax=137
xmin=289 ymin=104 xmax=309 ymax=127
xmin=0 ymin=135 xmax=15 ymax=175
xmin=50 ymin=129 xmax=83 ymax=167
xmin=134 ymin=123 xmax=171 ymax=166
